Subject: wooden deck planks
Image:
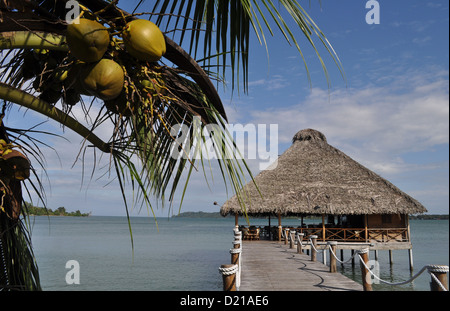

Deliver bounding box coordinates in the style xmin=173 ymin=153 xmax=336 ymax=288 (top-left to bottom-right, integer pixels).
xmin=239 ymin=240 xmax=362 ymax=291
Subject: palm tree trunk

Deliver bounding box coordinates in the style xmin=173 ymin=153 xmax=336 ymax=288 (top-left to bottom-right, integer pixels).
xmin=0 ymin=122 xmax=41 ymax=291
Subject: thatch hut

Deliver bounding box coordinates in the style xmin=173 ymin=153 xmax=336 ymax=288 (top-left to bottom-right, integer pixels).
xmin=221 ymin=129 xmax=427 ymax=245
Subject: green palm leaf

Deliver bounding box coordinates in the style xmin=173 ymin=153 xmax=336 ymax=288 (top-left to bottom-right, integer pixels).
xmin=151 ymin=0 xmax=344 ymax=92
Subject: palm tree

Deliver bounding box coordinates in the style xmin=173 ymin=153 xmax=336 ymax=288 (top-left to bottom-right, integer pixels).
xmin=0 ymin=0 xmax=342 ymax=290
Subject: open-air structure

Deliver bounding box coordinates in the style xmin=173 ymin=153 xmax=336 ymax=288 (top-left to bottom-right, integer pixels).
xmin=220 ymin=129 xmax=427 ymax=268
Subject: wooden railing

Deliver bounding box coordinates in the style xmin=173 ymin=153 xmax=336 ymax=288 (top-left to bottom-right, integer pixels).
xmin=367 ymin=228 xmax=409 ymax=242
xmin=258 ymin=226 xmax=410 ymax=242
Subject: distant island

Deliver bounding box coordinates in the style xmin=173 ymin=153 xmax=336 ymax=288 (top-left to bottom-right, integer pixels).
xmin=172 ymin=211 xmax=223 ymax=218
xmin=24 ymin=202 xmax=91 ymax=217
xmin=409 ymin=214 xmax=448 ymax=220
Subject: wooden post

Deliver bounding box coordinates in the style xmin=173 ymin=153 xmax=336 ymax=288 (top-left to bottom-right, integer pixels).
xmin=428 ymin=265 xmax=449 ymax=291
xmin=340 ymin=249 xmax=344 ymax=266
xmin=310 ymin=235 xmax=318 ymax=262
xmin=408 ymin=248 xmax=414 ymax=272
xmin=322 ymin=214 xmax=326 ymax=241
xmin=289 ymin=230 xmax=295 ymax=248
xmin=230 ymin=248 xmax=240 ymax=266
xmin=328 ymin=241 xmax=338 ymax=273
xmin=219 ymin=264 xmax=237 ymax=291
xmin=278 ymin=213 xmax=282 ymax=242
xmin=406 ymin=214 xmax=411 ymax=242
xmin=297 ymin=233 xmax=304 ymax=254
xmin=389 ymin=250 xmax=393 ymax=265
xmin=364 ymin=215 xmax=368 ymax=242
xmin=234 ymin=214 xmax=239 ymax=230
xmin=351 ymin=250 xmax=355 ymax=268
xmin=233 ymin=238 xmax=241 ymax=249
xmin=358 ymin=248 xmax=373 ymax=291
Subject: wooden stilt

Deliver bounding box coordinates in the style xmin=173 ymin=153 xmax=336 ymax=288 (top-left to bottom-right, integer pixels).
xmin=408 ymin=249 xmax=414 ymax=272
xmin=389 ymin=250 xmax=393 ymax=265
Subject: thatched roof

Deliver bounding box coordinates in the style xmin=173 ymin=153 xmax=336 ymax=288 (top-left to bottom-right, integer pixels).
xmin=221 ymin=129 xmax=427 ymax=216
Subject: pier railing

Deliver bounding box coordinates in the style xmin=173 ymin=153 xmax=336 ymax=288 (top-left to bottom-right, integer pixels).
xmin=262 ymin=226 xmax=410 ymax=242
xmin=219 ymin=230 xmax=448 ymax=291
xmin=299 ymin=232 xmax=448 ymax=291
xmin=218 ymin=229 xmax=242 ymax=291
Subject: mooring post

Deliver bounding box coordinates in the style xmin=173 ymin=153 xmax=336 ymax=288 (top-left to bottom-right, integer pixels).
xmin=289 ymin=230 xmax=295 ymax=249
xmin=219 ymin=264 xmax=238 ymax=291
xmin=230 ymin=248 xmax=241 ymax=266
xmin=297 ymin=233 xmax=304 ymax=254
xmin=233 ymin=231 xmax=242 ymax=249
xmin=284 ymin=228 xmax=289 ymax=245
xmin=389 ymin=250 xmax=393 ymax=265
xmin=310 ymin=235 xmax=318 ymax=262
xmin=428 ymin=265 xmax=449 ymax=291
xmin=328 ymin=241 xmax=338 ymax=273
xmin=358 ymin=248 xmax=373 ymax=291
xmin=351 ymin=250 xmax=355 ymax=268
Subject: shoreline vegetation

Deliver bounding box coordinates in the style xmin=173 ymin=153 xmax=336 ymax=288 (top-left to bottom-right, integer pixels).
xmin=24 ymin=202 xmax=91 ymax=217
xmin=172 ymin=211 xmax=449 ymax=220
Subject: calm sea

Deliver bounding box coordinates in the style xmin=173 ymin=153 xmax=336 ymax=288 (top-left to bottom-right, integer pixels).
xmin=27 ymin=216 xmax=448 ymax=291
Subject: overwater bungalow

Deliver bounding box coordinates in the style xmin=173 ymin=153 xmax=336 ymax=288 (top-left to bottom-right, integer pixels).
xmin=220 ymin=129 xmax=427 ymax=267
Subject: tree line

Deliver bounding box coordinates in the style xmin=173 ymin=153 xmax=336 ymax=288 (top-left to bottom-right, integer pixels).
xmin=23 ymin=202 xmax=90 ymax=217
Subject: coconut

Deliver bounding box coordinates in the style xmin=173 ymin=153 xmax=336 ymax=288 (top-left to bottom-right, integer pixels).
xmin=122 ymin=19 xmax=166 ymax=62
xmin=66 ymin=19 xmax=110 ymax=63
xmin=80 ymin=59 xmax=124 ymax=100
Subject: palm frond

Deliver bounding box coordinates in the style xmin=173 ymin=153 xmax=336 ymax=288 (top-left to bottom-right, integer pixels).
xmin=151 ymin=0 xmax=345 ymax=92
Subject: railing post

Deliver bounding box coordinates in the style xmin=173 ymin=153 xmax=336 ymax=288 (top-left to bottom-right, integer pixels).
xmin=278 ymin=225 xmax=282 ymax=242
xmin=230 ymin=248 xmax=240 ymax=266
xmin=358 ymin=248 xmax=373 ymax=291
xmin=219 ymin=264 xmax=238 ymax=291
xmin=428 ymin=265 xmax=449 ymax=291
xmin=328 ymin=241 xmax=338 ymax=273
xmin=289 ymin=230 xmax=295 ymax=249
xmin=310 ymin=235 xmax=318 ymax=262
xmin=297 ymin=233 xmax=304 ymax=254
xmin=233 ymin=231 xmax=242 ymax=249
xmin=284 ymin=228 xmax=289 ymax=245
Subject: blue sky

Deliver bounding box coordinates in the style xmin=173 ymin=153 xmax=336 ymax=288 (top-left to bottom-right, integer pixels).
xmin=6 ymin=0 xmax=448 ymax=216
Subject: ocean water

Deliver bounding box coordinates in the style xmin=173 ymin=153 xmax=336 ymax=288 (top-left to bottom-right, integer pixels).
xmin=27 ymin=216 xmax=448 ymax=291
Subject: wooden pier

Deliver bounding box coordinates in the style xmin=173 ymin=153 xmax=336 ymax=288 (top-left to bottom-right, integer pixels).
xmin=238 ymin=240 xmax=362 ymax=291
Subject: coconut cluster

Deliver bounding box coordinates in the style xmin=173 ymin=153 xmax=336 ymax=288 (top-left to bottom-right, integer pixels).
xmin=62 ymin=16 xmax=166 ymax=114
